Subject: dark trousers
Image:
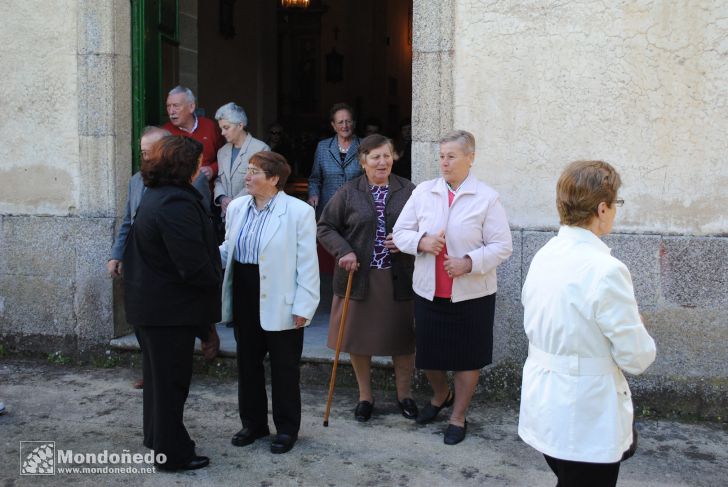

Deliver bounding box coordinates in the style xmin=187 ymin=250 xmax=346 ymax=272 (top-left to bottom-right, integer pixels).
xmin=544 ymin=454 xmax=620 ymax=487
xmin=233 ymin=262 xmax=304 ymax=436
xmin=138 ymin=325 xmax=202 ymax=467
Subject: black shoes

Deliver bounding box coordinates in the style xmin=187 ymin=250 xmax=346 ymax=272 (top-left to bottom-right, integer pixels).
xmin=397 ymin=398 xmax=419 ymax=420
xmin=231 ymin=425 xmax=270 ymax=447
xmin=443 ymin=420 xmax=467 ymax=445
xmin=270 ymin=433 xmax=297 ymax=454
xmin=157 ymin=455 xmax=210 ymax=471
xmin=416 ymin=391 xmax=455 ymax=425
xmin=355 ymin=400 xmax=374 ymax=422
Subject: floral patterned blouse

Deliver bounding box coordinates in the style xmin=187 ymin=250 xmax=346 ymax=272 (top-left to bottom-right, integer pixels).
xmin=369 ymin=184 xmax=392 ymax=269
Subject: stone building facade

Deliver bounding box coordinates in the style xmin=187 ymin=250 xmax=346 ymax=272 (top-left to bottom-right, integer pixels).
xmin=0 ymin=1 xmax=726 ymax=413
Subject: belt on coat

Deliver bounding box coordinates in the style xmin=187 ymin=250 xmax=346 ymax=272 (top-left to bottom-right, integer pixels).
xmin=527 ymin=343 xmax=616 ymax=376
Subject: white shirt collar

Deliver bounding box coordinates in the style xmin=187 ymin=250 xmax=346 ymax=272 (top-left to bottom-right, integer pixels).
xmin=557 ymin=225 xmax=611 ymax=254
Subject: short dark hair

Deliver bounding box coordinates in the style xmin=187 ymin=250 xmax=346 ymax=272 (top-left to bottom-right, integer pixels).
xmin=556 ymin=160 xmax=622 ymax=227
xmin=141 ymin=136 xmax=203 ymax=187
xmin=358 ymin=134 xmax=397 ymax=165
xmin=249 ymin=151 xmax=291 ymax=190
xmin=329 ymin=102 xmax=354 ymax=122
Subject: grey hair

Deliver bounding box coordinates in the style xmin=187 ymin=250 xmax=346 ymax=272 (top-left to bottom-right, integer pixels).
xmin=215 ymin=102 xmax=248 ymax=128
xmin=168 ymin=85 xmax=195 ymax=104
xmin=140 ymin=126 xmax=171 ymax=143
xmin=439 ymin=129 xmax=475 ymax=154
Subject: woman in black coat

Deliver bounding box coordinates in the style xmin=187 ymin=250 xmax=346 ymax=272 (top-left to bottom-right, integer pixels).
xmin=123 ymin=135 xmax=222 ymax=471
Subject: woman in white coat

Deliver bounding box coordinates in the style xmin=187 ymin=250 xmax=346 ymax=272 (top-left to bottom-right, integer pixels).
xmin=214 ymin=102 xmax=270 ymax=218
xmin=220 ymin=151 xmax=319 ymax=455
xmin=519 ymin=160 xmax=656 ymax=486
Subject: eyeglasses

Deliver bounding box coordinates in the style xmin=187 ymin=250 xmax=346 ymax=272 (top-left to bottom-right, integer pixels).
xmin=269 ymin=130 xmax=282 ymax=135
xmin=246 ymin=167 xmax=267 ymax=176
xmin=614 ymin=198 xmax=624 ymax=207
xmin=335 ymin=120 xmax=353 ymax=126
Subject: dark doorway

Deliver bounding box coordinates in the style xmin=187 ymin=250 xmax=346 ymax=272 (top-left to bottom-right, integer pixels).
xmin=196 ymin=0 xmax=413 ymax=182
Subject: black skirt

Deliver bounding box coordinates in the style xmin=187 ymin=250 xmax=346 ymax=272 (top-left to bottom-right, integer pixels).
xmin=414 ymin=294 xmax=495 ymax=371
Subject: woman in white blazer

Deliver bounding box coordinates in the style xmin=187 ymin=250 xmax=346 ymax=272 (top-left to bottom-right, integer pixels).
xmin=214 ymin=102 xmax=270 ymax=217
xmin=219 ymin=151 xmax=319 ymax=455
xmin=519 ymin=160 xmax=656 ymax=486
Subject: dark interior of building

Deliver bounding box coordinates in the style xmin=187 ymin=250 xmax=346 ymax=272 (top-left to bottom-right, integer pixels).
xmin=133 ymin=0 xmax=413 ymax=182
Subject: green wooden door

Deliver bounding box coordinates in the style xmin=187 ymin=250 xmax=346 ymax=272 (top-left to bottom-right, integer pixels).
xmin=131 ymin=0 xmax=179 ymax=170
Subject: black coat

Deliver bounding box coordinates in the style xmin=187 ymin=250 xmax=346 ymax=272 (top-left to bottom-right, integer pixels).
xmin=317 ymin=174 xmax=415 ymax=301
xmin=123 ymin=184 xmax=222 ymax=326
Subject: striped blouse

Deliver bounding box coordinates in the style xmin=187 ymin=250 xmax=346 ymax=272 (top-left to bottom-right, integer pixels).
xmin=234 ymin=193 xmax=279 ymax=264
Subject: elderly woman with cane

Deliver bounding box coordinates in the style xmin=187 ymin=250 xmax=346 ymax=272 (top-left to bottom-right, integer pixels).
xmin=393 ymin=130 xmax=513 ymax=445
xmin=318 ymin=134 xmax=417 ymax=422
xmin=220 ymin=151 xmax=319 ymax=455
xmin=518 ymin=160 xmax=656 ymax=486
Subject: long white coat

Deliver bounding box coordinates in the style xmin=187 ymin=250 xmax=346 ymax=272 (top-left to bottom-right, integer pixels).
xmin=219 ymin=192 xmax=320 ymax=331
xmin=518 ymin=225 xmax=656 ymax=463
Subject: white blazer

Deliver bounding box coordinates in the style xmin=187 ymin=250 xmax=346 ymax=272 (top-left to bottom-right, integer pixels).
xmin=393 ymin=173 xmax=513 ymax=302
xmin=213 ymin=135 xmax=270 ymax=203
xmin=518 ymin=226 xmax=656 ymax=463
xmin=219 ymin=192 xmax=320 ymax=331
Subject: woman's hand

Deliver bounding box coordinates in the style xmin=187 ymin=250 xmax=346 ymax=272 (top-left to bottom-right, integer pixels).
xmin=338 ymin=252 xmax=359 ymax=272
xmin=417 ymin=230 xmax=446 ymax=255
xmin=383 ymin=233 xmax=400 ymax=253
xmin=443 ymin=254 xmax=472 ymax=278
xmin=220 ymin=196 xmax=233 ymax=214
xmin=199 ymin=165 xmax=213 ymax=180
xmin=307 ymin=195 xmax=319 ymax=208
xmin=293 ymin=315 xmax=307 ymax=328
xmin=107 ymin=259 xmax=122 ymax=278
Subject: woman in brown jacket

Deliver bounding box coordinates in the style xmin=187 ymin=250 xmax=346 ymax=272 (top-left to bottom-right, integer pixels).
xmin=317 ymin=134 xmax=417 ymax=422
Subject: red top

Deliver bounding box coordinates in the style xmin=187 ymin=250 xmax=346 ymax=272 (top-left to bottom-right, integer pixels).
xmin=163 ymin=116 xmax=225 ymax=179
xmin=434 ymin=190 xmax=455 ymax=298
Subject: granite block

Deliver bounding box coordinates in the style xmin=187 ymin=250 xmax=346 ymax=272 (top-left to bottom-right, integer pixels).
xmin=642 ymin=307 xmax=728 ymax=379
xmin=113 ymin=0 xmax=132 ymax=57
xmin=77 ymin=0 xmax=115 ymax=55
xmin=521 ymin=230 xmax=555 ymax=286
xmin=410 ymin=141 xmax=439 ymax=183
xmin=660 ymin=236 xmax=728 ymax=309
xmin=77 ymin=54 xmax=115 ymax=136
xmin=78 ymin=136 xmax=116 ymax=216
xmin=603 ymin=233 xmax=661 ymax=307
xmin=413 ymin=0 xmax=454 ymax=52
xmin=73 ymin=218 xmax=115 ymax=343
xmin=493 ymin=296 xmax=526 ymax=363
xmin=0 ymin=275 xmax=76 ymax=336
xmin=1 ymin=216 xmax=77 ymax=276
xmin=497 ymin=230 xmax=522 ymax=302
xmin=412 ymin=51 xmax=453 ymax=142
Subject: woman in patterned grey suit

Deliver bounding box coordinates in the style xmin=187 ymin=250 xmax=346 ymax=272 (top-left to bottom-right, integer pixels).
xmin=307 ymin=103 xmax=361 ymax=216
xmin=317 ymin=134 xmax=418 ymax=423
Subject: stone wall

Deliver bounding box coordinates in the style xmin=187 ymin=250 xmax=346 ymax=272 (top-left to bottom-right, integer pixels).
xmin=412 ymin=0 xmax=728 ymax=405
xmin=0 ymin=0 xmax=131 ymax=354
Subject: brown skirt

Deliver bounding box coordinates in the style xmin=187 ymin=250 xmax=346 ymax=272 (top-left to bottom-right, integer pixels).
xmin=327 ymin=268 xmax=415 ymax=356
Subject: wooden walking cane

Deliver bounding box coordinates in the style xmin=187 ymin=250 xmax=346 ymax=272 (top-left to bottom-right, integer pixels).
xmin=323 ymin=269 xmax=355 ymax=427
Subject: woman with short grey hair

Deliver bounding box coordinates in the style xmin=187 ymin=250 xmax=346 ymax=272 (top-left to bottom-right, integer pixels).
xmin=213 ymin=102 xmax=270 ymax=217
xmin=393 ymin=129 xmax=513 ymax=445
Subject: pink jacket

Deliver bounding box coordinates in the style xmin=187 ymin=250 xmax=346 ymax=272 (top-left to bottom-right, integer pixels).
xmin=393 ymin=174 xmax=513 ymax=302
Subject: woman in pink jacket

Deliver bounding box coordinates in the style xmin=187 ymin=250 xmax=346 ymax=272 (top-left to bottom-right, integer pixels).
xmin=393 ymin=130 xmax=513 ymax=445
